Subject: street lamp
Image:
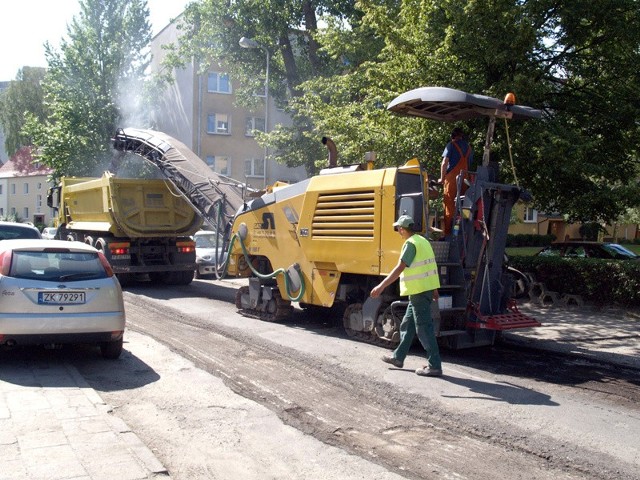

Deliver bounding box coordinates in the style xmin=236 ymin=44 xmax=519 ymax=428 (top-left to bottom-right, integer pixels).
xmin=239 ymin=36 xmax=270 ymax=187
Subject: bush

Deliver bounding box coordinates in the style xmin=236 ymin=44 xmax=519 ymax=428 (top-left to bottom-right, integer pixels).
xmin=506 ymin=234 xmax=556 ymax=247
xmin=508 ymin=256 xmax=640 ymax=307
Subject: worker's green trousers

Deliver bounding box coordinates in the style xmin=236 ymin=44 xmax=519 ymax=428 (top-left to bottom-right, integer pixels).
xmin=392 ymin=290 xmax=442 ymax=370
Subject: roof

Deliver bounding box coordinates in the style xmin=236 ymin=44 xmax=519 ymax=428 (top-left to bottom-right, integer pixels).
xmin=0 ymin=146 xmax=53 ymax=178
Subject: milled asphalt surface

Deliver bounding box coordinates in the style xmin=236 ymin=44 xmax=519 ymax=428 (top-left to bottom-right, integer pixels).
xmin=1 ymin=300 xmax=638 ymax=479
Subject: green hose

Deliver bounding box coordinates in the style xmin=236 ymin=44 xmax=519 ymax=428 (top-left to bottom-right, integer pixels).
xmin=231 ymin=231 xmax=306 ymax=302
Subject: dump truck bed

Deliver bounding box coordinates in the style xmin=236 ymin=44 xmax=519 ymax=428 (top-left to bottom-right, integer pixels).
xmin=62 ymin=173 xmax=202 ymax=238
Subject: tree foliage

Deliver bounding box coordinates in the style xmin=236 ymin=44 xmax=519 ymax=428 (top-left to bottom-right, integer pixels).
xmin=166 ymin=0 xmax=640 ymax=223
xmin=0 ymin=67 xmax=47 ymax=158
xmin=23 ymin=0 xmax=152 ymax=179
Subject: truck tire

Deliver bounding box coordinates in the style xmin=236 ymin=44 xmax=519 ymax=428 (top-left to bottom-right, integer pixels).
xmin=84 ymin=236 xmax=94 ymax=247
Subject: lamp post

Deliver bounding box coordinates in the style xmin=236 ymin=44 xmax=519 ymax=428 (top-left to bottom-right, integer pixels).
xmin=239 ymin=36 xmax=270 ymax=187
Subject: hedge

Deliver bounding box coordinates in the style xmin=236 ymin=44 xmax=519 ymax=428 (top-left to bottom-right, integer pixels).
xmin=508 ymin=256 xmax=640 ymax=307
xmin=506 ymin=234 xmax=556 ymax=247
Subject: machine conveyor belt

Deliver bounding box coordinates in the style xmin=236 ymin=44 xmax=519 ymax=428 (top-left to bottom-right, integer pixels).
xmin=111 ymin=128 xmax=247 ymax=232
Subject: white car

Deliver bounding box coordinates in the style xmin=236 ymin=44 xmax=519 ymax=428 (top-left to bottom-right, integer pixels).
xmin=41 ymin=227 xmax=58 ymax=240
xmin=0 ymin=221 xmax=42 ymax=240
xmin=194 ymin=230 xmax=227 ymax=278
xmin=0 ymin=239 xmax=126 ymax=359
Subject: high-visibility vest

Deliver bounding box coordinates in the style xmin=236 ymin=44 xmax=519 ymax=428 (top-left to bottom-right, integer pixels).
xmin=399 ymin=235 xmax=440 ymax=296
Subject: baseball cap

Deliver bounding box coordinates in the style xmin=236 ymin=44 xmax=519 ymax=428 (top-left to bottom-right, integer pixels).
xmin=393 ymin=215 xmax=414 ymax=229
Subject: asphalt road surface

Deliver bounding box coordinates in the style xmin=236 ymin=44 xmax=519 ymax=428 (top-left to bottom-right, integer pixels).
xmin=67 ymin=278 xmax=640 ymax=480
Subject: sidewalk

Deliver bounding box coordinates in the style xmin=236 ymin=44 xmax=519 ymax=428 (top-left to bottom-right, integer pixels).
xmin=0 ymin=359 xmax=168 ymax=480
xmin=502 ymin=302 xmax=640 ymax=369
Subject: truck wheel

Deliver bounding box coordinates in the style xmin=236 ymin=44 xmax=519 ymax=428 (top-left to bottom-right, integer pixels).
xmin=177 ymin=270 xmax=194 ymax=285
xmin=66 ymin=233 xmax=77 ymax=242
xmin=100 ymin=338 xmax=123 ymax=359
xmin=84 ymin=236 xmax=94 ymax=247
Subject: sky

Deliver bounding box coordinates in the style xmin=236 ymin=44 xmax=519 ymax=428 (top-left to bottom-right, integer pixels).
xmin=0 ymin=0 xmax=192 ymax=81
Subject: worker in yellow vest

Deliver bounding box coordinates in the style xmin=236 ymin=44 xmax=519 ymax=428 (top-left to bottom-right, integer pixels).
xmin=370 ymin=215 xmax=443 ymax=377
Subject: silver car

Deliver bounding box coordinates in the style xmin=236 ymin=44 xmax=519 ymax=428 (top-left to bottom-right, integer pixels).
xmin=41 ymin=227 xmax=58 ymax=240
xmin=0 ymin=239 xmax=126 ymax=359
xmin=194 ymin=230 xmax=227 ymax=278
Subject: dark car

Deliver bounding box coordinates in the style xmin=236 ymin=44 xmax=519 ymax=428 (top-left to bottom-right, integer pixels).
xmin=0 ymin=221 xmax=42 ymax=240
xmin=536 ymin=241 xmax=639 ymax=260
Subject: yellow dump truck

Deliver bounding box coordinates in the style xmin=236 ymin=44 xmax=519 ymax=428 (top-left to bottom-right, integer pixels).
xmin=47 ymin=172 xmax=202 ymax=285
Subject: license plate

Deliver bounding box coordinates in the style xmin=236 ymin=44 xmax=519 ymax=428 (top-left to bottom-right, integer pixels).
xmin=38 ymin=291 xmax=86 ymax=305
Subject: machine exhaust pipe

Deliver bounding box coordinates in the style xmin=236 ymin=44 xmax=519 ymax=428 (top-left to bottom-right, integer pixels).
xmin=322 ymin=137 xmax=338 ymax=167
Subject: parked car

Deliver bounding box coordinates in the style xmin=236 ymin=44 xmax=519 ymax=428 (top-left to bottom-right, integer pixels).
xmin=0 ymin=221 xmax=42 ymax=240
xmin=41 ymin=227 xmax=58 ymax=240
xmin=535 ymin=241 xmax=639 ymax=260
xmin=193 ymin=230 xmax=227 ymax=278
xmin=0 ymin=239 xmax=126 ymax=359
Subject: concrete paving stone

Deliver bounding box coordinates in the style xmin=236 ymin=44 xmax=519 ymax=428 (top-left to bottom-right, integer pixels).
xmin=103 ymin=414 xmax=131 ymax=434
xmin=0 ymin=429 xmax=18 ymax=446
xmin=82 ymin=458 xmax=149 ymax=480
xmin=119 ymin=431 xmax=169 ymax=474
xmin=0 ymin=442 xmax=20 ymax=461
xmin=0 ymin=458 xmax=29 ymax=480
xmin=53 ymin=404 xmax=101 ymax=421
xmin=6 ymin=390 xmax=50 ymax=412
xmin=23 ymin=444 xmax=87 ymax=480
xmin=18 ymin=430 xmax=67 ymax=450
xmin=61 ymin=417 xmax=112 ymax=436
xmin=8 ymin=410 xmax=60 ymax=436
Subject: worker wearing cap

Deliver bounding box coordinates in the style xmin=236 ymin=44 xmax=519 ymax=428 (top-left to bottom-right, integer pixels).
xmin=370 ymin=215 xmax=443 ymax=377
xmin=439 ymin=127 xmax=473 ymax=236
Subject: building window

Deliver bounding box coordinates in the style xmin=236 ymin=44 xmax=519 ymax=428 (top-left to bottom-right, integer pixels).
xmin=0 ymin=185 xmax=3 ymax=194
xmin=36 ymin=194 xmax=42 ymax=209
xmin=23 ymin=183 xmax=29 ymax=194
xmin=207 ymin=72 xmax=231 ymax=94
xmin=524 ymin=207 xmax=538 ymax=223
xmin=37 ymin=182 xmax=42 ymax=190
xmin=11 ymin=184 xmax=15 ymax=195
xmin=245 ymin=116 xmax=265 ymax=136
xmin=245 ymin=158 xmax=265 ymax=177
xmin=23 ymin=207 xmax=29 ymax=219
xmin=0 ymin=208 xmax=3 ymax=216
xmin=207 ymin=113 xmax=230 ymax=134
xmin=10 ymin=207 xmax=16 ymax=216
xmin=206 ymin=155 xmax=231 ymax=176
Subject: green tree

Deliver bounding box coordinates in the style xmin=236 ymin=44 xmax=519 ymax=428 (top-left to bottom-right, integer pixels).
xmin=0 ymin=67 xmax=47 ymax=157
xmin=24 ymin=0 xmax=152 ymax=179
xmin=167 ymin=0 xmax=639 ymax=223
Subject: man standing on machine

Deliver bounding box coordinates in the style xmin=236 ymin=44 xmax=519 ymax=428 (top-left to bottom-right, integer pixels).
xmin=439 ymin=127 xmax=473 ymax=236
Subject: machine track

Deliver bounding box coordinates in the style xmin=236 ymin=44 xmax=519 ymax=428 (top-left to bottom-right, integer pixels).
xmin=235 ymin=285 xmax=294 ymax=322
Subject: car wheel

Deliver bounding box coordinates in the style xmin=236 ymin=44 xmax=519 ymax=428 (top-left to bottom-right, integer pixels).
xmin=100 ymin=338 xmax=123 ymax=359
xmin=194 ymin=267 xmax=201 ymax=279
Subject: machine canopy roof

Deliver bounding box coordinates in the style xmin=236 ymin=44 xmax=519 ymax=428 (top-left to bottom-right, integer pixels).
xmin=387 ymin=87 xmax=541 ymax=122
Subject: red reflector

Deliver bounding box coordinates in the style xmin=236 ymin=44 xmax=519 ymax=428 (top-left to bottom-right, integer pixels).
xmin=97 ymin=252 xmax=114 ymax=277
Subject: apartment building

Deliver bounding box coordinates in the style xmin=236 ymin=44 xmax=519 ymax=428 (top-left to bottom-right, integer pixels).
xmin=0 ymin=147 xmax=54 ymax=227
xmin=149 ymin=18 xmax=307 ymax=189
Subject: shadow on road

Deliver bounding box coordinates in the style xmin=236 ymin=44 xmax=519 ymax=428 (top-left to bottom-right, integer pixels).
xmin=0 ymin=343 xmax=160 ymax=392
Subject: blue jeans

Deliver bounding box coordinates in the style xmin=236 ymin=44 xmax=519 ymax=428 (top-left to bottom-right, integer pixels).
xmin=392 ymin=290 xmax=442 ymax=370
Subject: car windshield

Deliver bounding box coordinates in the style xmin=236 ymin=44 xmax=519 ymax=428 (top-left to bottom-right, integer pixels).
xmin=195 ymin=234 xmax=218 ymax=248
xmin=0 ymin=225 xmax=40 ymax=240
xmin=10 ymin=250 xmax=107 ymax=281
xmin=601 ymin=243 xmax=638 ymax=259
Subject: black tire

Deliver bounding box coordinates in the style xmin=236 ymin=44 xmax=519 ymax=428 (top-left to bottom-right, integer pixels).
xmin=100 ymin=338 xmax=123 ymax=359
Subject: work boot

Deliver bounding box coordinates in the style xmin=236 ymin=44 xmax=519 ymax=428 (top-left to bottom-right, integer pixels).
xmin=415 ymin=366 xmax=443 ymax=377
xmin=381 ymin=355 xmax=403 ymax=368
